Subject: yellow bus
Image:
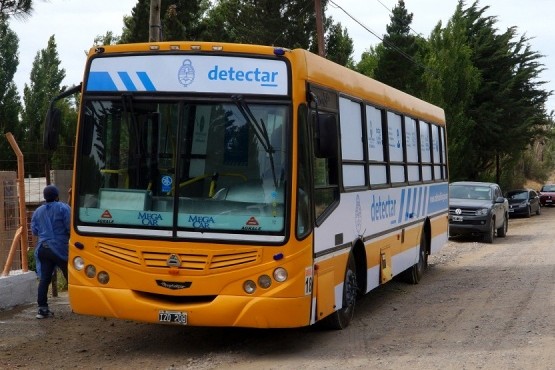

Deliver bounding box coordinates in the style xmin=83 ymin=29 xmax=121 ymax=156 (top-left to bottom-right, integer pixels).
xmin=45 ymin=41 xmax=448 ymax=329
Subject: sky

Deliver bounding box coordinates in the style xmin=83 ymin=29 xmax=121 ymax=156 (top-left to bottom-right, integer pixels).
xmin=8 ymin=0 xmax=555 ymax=111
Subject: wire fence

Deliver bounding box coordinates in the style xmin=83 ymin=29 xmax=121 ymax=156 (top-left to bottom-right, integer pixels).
xmin=0 ymin=177 xmax=35 ymax=273
xmin=0 ymin=139 xmax=74 ymax=274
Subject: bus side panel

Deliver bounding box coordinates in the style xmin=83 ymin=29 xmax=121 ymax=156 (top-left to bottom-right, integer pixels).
xmin=314 ymin=186 xmax=448 ymax=299
xmin=362 ymin=230 xmax=416 ymax=293
xmin=313 ymin=252 xmax=350 ymax=322
xmin=431 ymin=213 xmax=449 ymax=254
xmin=314 ymin=266 xmax=336 ymax=320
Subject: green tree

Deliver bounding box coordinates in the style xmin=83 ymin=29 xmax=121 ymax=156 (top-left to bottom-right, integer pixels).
xmin=203 ymin=0 xmax=353 ymax=66
xmin=120 ymin=0 xmax=149 ymax=43
xmin=422 ymin=0 xmax=551 ymax=185
xmin=460 ymin=1 xmax=549 ymax=184
xmin=120 ymin=0 xmax=208 ymax=43
xmin=203 ymin=0 xmax=318 ymax=48
xmin=94 ymin=31 xmax=121 ymax=46
xmin=372 ymin=0 xmax=425 ymax=95
xmin=0 ymin=0 xmax=32 ymax=19
xmin=355 ymin=44 xmax=383 ymax=77
xmin=21 ymin=35 xmax=65 ymax=176
xmin=0 ymin=17 xmax=22 ymax=170
xmin=325 ymin=22 xmax=354 ymax=67
xmin=421 ymin=3 xmax=480 ymax=181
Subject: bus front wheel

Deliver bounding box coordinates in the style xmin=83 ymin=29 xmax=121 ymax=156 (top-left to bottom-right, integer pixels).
xmin=325 ymin=254 xmax=358 ymax=330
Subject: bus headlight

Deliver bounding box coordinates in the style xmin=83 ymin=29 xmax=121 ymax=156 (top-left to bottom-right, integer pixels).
xmin=73 ymin=256 xmax=85 ymax=271
xmin=243 ymin=280 xmax=257 ymax=294
xmin=258 ymin=274 xmax=272 ymax=289
xmin=97 ymin=271 xmax=110 ymax=285
xmin=85 ymin=265 xmax=96 ymax=278
xmin=273 ymin=267 xmax=288 ymax=282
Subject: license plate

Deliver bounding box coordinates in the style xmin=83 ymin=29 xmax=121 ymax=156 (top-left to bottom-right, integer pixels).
xmin=158 ymin=310 xmax=187 ymax=325
xmin=546 ymin=200 xmax=552 ymax=203
xmin=452 ymin=215 xmax=463 ymax=222
xmin=509 ymin=209 xmax=514 ymax=212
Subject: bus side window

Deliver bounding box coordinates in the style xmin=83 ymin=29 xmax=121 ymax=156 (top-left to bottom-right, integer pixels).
xmin=312 ymin=111 xmax=340 ymax=222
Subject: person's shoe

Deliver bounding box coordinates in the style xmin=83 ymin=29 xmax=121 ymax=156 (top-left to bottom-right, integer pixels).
xmin=36 ymin=308 xmax=54 ymax=319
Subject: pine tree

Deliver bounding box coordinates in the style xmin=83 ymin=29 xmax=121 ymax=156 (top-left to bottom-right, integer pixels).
xmin=0 ymin=17 xmax=22 ymax=170
xmin=421 ymin=2 xmax=480 ymax=182
xmin=120 ymin=0 xmax=208 ymax=43
xmin=21 ymin=35 xmax=65 ymax=176
xmin=422 ymin=0 xmax=551 ymax=184
xmin=372 ymin=0 xmax=425 ymax=95
xmin=325 ymin=22 xmax=354 ymax=67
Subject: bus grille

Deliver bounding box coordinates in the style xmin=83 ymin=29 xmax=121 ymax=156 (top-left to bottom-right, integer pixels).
xmin=97 ymin=242 xmax=260 ymax=271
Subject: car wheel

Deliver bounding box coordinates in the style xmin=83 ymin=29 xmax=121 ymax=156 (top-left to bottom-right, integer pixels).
xmin=483 ymin=218 xmax=495 ymax=243
xmin=497 ymin=214 xmax=508 ymax=237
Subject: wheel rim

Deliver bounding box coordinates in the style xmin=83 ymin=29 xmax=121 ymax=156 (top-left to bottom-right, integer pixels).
xmin=344 ymin=269 xmax=357 ymax=310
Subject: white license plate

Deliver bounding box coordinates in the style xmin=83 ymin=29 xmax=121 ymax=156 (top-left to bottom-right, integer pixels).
xmin=546 ymin=200 xmax=552 ymax=203
xmin=452 ymin=215 xmax=463 ymax=222
xmin=158 ymin=310 xmax=187 ymax=325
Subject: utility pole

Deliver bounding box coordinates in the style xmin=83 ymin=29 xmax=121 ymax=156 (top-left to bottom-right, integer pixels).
xmin=149 ymin=0 xmax=162 ymax=42
xmin=314 ymin=0 xmax=325 ymax=57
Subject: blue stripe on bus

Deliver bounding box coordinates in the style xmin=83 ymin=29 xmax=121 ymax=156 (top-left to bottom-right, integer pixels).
xmin=411 ymin=187 xmax=419 ymax=219
xmin=415 ymin=187 xmax=422 ymax=218
xmin=86 ymin=72 xmax=118 ymax=91
xmin=428 ymin=183 xmax=449 ymax=213
xmin=137 ymin=72 xmax=156 ymax=91
xmin=396 ymin=189 xmax=405 ymax=224
xmin=118 ymin=72 xmax=137 ymax=91
xmin=405 ymin=188 xmax=412 ymax=221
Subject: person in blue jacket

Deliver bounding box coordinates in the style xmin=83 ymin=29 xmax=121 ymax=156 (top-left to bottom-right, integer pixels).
xmin=31 ymin=185 xmax=70 ymax=319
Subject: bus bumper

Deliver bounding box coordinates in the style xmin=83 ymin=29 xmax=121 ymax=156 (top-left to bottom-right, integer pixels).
xmin=69 ymin=286 xmax=312 ymax=328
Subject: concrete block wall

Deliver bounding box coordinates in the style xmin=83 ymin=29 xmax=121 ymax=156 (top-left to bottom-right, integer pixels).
xmin=0 ymin=271 xmax=36 ymax=310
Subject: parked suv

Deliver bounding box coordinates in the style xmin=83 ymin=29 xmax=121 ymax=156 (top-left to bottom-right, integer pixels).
xmin=448 ymin=181 xmax=509 ymax=243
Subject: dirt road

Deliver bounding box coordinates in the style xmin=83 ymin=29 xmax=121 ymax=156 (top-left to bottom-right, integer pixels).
xmin=1 ymin=208 xmax=554 ymax=369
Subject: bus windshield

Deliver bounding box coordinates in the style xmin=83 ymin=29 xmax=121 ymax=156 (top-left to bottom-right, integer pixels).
xmin=76 ymin=97 xmax=288 ymax=237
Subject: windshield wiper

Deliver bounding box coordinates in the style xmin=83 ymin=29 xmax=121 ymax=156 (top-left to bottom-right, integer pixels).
xmin=231 ymin=95 xmax=278 ymax=188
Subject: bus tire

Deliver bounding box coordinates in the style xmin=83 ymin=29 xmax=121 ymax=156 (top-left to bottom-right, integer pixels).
xmin=325 ymin=254 xmax=357 ymax=330
xmin=404 ymin=230 xmax=428 ymax=284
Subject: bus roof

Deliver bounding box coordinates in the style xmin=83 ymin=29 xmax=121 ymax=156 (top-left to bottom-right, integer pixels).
xmin=291 ymin=49 xmax=445 ymax=125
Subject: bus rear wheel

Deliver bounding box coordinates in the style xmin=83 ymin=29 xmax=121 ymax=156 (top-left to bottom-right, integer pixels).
xmin=403 ymin=230 xmax=428 ymax=284
xmin=325 ymin=254 xmax=358 ymax=330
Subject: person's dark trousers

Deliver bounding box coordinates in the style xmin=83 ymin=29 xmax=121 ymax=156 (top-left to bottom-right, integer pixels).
xmin=37 ymin=245 xmax=68 ymax=308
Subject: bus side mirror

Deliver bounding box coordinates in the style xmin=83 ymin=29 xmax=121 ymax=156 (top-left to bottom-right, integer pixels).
xmin=43 ymin=107 xmax=61 ymax=150
xmin=43 ymin=83 xmax=82 ymax=151
xmin=314 ymin=113 xmax=338 ymax=158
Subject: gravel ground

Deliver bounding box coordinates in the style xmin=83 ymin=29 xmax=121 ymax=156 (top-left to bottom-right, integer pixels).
xmin=1 ymin=207 xmax=554 ymax=370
